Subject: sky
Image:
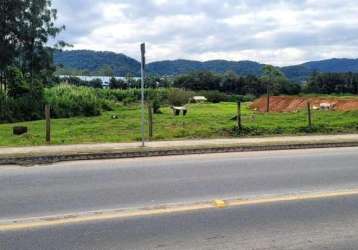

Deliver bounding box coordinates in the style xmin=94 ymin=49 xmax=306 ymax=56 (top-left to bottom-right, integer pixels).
xmin=52 ymin=0 xmax=358 ymax=66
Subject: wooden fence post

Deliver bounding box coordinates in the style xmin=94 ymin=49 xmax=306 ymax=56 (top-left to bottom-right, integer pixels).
xmin=148 ymin=102 xmax=153 ymax=140
xmin=45 ymin=105 xmax=51 ymax=144
xmin=237 ymin=101 xmax=242 ymax=131
xmin=307 ymin=101 xmax=312 ymax=128
xmin=266 ymin=87 xmax=270 ymax=113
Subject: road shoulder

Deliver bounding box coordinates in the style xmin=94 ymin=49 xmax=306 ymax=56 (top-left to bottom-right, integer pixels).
xmin=1 ymin=134 xmax=358 ymax=165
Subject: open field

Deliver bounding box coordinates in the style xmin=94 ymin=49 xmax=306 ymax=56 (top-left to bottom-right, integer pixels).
xmin=1 ymin=102 xmax=358 ymax=147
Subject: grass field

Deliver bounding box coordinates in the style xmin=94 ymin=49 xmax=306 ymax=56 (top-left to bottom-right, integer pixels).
xmin=1 ymin=102 xmax=358 ymax=147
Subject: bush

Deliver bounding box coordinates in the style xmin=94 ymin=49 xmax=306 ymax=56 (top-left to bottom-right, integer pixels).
xmin=123 ymin=96 xmax=137 ymax=106
xmin=197 ymin=90 xmax=228 ymax=103
xmin=152 ymin=98 xmax=161 ymax=114
xmin=167 ymin=88 xmax=194 ymax=106
xmin=241 ymin=94 xmax=256 ymax=102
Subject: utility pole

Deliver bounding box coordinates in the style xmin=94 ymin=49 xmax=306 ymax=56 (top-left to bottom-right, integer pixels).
xmin=140 ymin=43 xmax=146 ymax=147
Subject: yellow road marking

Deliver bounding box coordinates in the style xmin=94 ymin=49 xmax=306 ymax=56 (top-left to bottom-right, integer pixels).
xmin=213 ymin=200 xmax=227 ymax=208
xmin=2 ymin=189 xmax=358 ymax=232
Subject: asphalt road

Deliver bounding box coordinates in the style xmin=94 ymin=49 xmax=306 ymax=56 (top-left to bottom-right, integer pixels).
xmin=1 ymin=147 xmax=358 ymax=220
xmin=2 ymin=194 xmax=358 ymax=250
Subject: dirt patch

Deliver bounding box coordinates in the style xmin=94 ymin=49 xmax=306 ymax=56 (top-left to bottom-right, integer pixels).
xmin=251 ymin=96 xmax=358 ymax=112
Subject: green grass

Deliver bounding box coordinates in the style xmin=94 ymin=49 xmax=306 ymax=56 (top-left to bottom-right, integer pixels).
xmin=1 ymin=102 xmax=358 ymax=147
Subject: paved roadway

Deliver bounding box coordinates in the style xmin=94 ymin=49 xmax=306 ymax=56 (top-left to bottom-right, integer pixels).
xmin=2 ymin=194 xmax=358 ymax=250
xmin=1 ymin=147 xmax=358 ymax=249
xmin=1 ymin=147 xmax=358 ymax=220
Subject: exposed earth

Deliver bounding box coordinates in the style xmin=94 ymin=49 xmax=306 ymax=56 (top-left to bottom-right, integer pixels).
xmin=251 ymin=96 xmax=358 ymax=112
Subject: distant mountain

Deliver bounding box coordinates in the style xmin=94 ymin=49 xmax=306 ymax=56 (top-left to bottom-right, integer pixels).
xmin=302 ymin=58 xmax=358 ymax=72
xmin=282 ymin=58 xmax=358 ymax=82
xmin=54 ymin=50 xmax=141 ymax=76
xmin=147 ymin=59 xmax=264 ymax=76
xmin=281 ymin=65 xmax=314 ymax=82
xmin=54 ymin=50 xmax=358 ymax=82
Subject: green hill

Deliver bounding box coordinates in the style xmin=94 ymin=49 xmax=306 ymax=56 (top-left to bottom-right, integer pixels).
xmin=54 ymin=50 xmax=358 ymax=82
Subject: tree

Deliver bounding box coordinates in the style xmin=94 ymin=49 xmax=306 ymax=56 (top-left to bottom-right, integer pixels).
xmin=109 ymin=77 xmax=127 ymax=89
xmin=0 ymin=0 xmax=24 ymax=90
xmin=0 ymin=0 xmax=65 ymax=123
xmin=6 ymin=66 xmax=29 ymax=98
xmin=262 ymin=65 xmax=287 ymax=112
xmin=220 ymin=71 xmax=240 ymax=93
xmin=174 ymin=71 xmax=221 ymax=91
xmin=18 ymin=0 xmax=65 ymax=84
xmin=303 ymin=71 xmax=358 ymax=94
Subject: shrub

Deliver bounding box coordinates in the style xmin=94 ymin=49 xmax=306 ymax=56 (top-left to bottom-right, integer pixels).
xmin=197 ymin=90 xmax=228 ymax=103
xmin=242 ymin=94 xmax=256 ymax=102
xmin=167 ymin=88 xmax=194 ymax=106
xmin=152 ymin=97 xmax=162 ymax=114
xmin=123 ymin=96 xmax=137 ymax=106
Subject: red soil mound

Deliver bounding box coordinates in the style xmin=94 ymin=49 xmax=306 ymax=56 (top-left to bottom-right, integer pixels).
xmin=251 ymin=96 xmax=358 ymax=112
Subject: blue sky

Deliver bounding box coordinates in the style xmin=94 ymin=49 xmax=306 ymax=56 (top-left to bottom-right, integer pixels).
xmin=52 ymin=0 xmax=358 ymax=66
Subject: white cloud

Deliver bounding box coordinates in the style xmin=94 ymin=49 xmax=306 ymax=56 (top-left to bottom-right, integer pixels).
xmin=53 ymin=0 xmax=358 ymax=66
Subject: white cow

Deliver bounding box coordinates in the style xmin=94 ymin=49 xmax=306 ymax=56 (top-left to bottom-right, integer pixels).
xmin=320 ymin=103 xmax=336 ymax=111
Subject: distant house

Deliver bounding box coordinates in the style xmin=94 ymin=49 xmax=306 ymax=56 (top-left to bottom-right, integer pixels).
xmin=192 ymin=96 xmax=207 ymax=103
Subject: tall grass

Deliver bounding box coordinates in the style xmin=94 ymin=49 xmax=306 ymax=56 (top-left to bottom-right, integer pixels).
xmin=44 ymin=85 xmax=173 ymax=118
xmin=44 ymin=84 xmax=237 ymax=119
xmin=45 ymin=85 xmax=102 ymax=118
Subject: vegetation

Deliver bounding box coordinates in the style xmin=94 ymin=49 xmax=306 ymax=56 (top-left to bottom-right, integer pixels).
xmin=304 ymin=72 xmax=358 ymax=94
xmin=167 ymin=88 xmax=194 ymax=106
xmin=174 ymin=70 xmax=301 ymax=96
xmin=53 ymin=50 xmax=358 ymax=82
xmin=1 ymin=102 xmax=358 ymax=147
xmin=45 ymin=85 xmax=104 ymax=118
xmin=54 ymin=50 xmax=141 ymax=76
xmin=0 ymin=0 xmax=65 ymax=123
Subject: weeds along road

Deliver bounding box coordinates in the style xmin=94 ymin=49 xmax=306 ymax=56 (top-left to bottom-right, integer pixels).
xmin=1 ymin=147 xmax=358 ymax=249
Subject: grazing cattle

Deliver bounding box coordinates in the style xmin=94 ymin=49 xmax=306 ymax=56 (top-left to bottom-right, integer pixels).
xmin=171 ymin=106 xmax=188 ymax=116
xmin=320 ymin=103 xmax=336 ymax=111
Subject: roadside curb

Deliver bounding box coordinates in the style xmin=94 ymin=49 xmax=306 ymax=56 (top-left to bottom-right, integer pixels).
xmin=1 ymin=141 xmax=358 ymax=166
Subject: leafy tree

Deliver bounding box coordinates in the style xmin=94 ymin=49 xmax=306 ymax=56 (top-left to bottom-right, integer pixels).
xmin=0 ymin=0 xmax=65 ymax=123
xmin=125 ymin=73 xmax=139 ymax=88
xmin=18 ymin=0 xmax=65 ymax=84
xmin=109 ymin=77 xmax=127 ymax=89
xmin=0 ymin=0 xmax=24 ymax=90
xmin=220 ymin=71 xmax=240 ymax=93
xmin=174 ymin=71 xmax=221 ymax=91
xmin=6 ymin=66 xmax=29 ymax=98
xmin=261 ymin=65 xmax=288 ymax=112
xmin=303 ymin=71 xmax=358 ymax=94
